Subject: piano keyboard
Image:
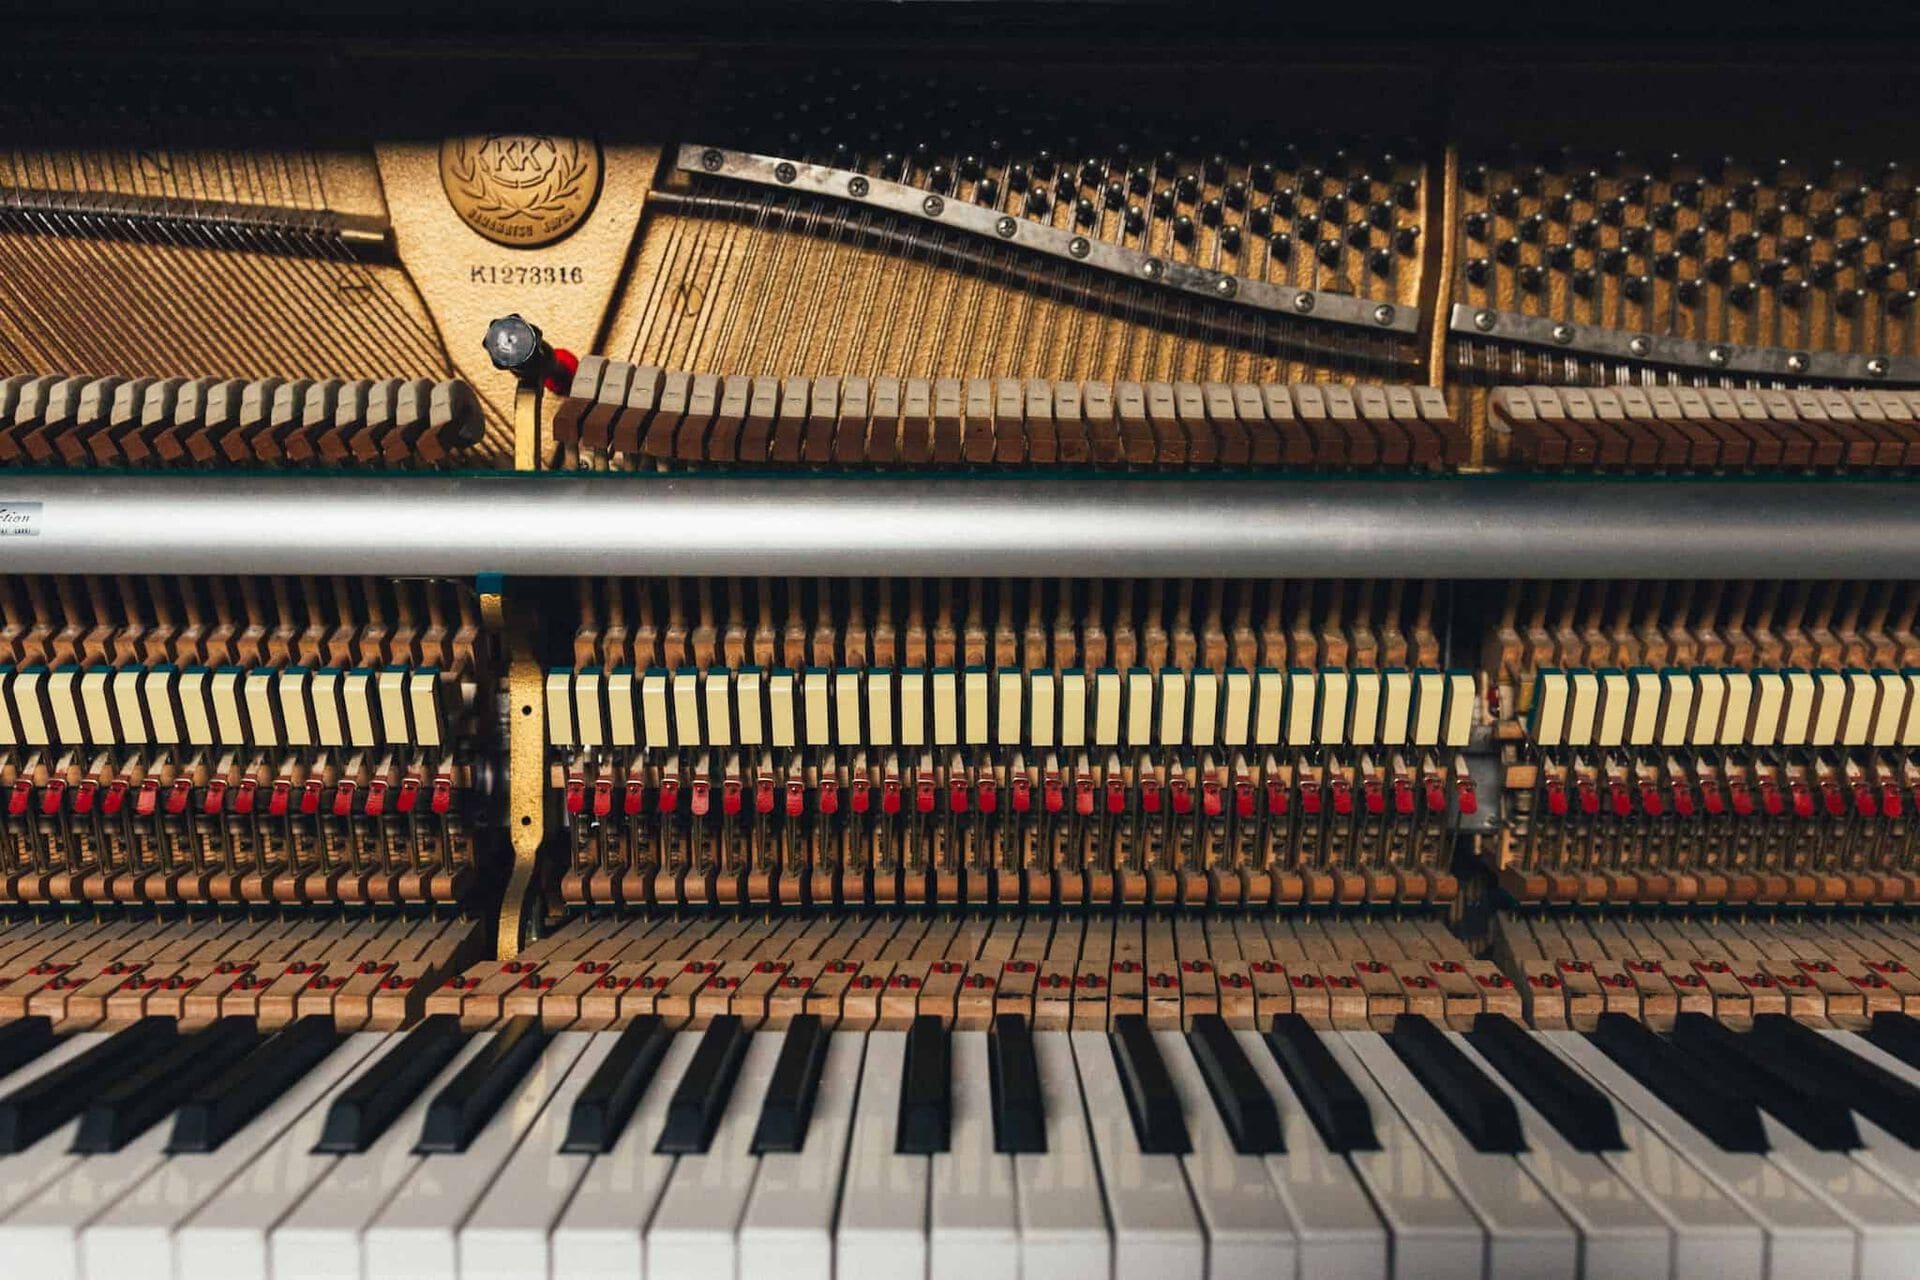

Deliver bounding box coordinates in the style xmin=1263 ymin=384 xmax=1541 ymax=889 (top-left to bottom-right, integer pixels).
xmin=1 ymin=1007 xmax=1919 ymax=1279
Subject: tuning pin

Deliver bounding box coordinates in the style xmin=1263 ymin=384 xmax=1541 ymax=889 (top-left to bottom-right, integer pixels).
xmin=1073 ymin=196 xmax=1096 ymax=226
xmin=1573 ymin=217 xmax=1602 ymax=248
xmin=1174 ymin=172 xmax=1199 ymax=202
xmin=1546 ymin=242 xmax=1574 ymax=270
xmin=1294 ymin=213 xmax=1321 ymax=241
xmin=1651 ymin=200 xmax=1681 ymax=229
xmin=1675 ymin=277 xmax=1702 ymax=306
xmin=1571 ymin=267 xmax=1598 ymax=296
xmin=1491 ymin=186 xmax=1521 ymax=216
xmin=1203 ymin=153 xmax=1227 ymax=183
xmin=1171 ymin=213 xmax=1195 ymax=242
xmin=1671 ymin=178 xmax=1701 ymax=205
xmin=1517 ymin=213 xmax=1545 ymax=242
xmin=1269 ymin=230 xmax=1294 ymax=257
xmin=1031 ymin=149 xmax=1055 ymax=180
xmin=1200 ymin=196 xmax=1224 ymax=226
xmin=1025 ymin=188 xmax=1050 ymax=217
xmin=1834 ymin=286 xmax=1868 ymax=315
xmin=1123 ymin=204 xmax=1145 ymax=234
xmin=1888 ymin=288 xmax=1918 ymax=316
xmin=1599 ymin=196 xmax=1628 ymax=226
xmin=1103 ymin=180 xmax=1127 ymax=210
xmin=1150 ymin=187 xmax=1174 ymax=216
xmin=1346 ymin=221 xmax=1371 ymax=249
xmin=1367 ymin=246 xmax=1392 ymax=275
xmin=1654 ymin=249 xmax=1682 ymax=278
xmin=1622 ymin=273 xmax=1650 ymax=301
xmin=1463 ymin=162 xmax=1490 ymax=193
xmin=1675 ymin=226 xmax=1705 ymax=256
xmin=1545 ymin=193 xmax=1574 ymax=222
xmin=1495 ymin=235 xmax=1522 ymax=266
xmin=925 ymin=164 xmax=950 ymax=193
xmin=1005 ymin=162 xmax=1029 ymax=192
xmin=1128 ymin=165 xmax=1152 ymax=195
xmin=1271 ymin=187 xmax=1296 ymax=217
xmin=1316 ymin=237 xmax=1343 ymax=266
xmin=1728 ymin=280 xmax=1758 ymax=308
xmin=1393 ymin=224 xmax=1420 ymax=253
xmin=1778 ymin=278 xmax=1811 ymax=307
xmin=973 ymin=176 xmax=998 ymax=205
xmin=1465 ymin=256 xmax=1491 ymax=286
xmin=1621 ymin=226 xmax=1649 ymax=253
xmin=1569 ymin=169 xmax=1599 ymax=200
xmin=1465 ymin=211 xmax=1490 ymax=241
xmin=1518 ymin=263 xmax=1545 ymax=292
xmin=1599 ymin=246 xmax=1629 ymax=274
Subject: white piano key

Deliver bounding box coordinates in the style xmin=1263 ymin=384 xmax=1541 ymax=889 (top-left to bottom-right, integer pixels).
xmin=1069 ymin=1029 xmax=1204 ymax=1280
xmin=647 ymin=1030 xmax=783 ymax=1280
xmin=1012 ymin=1029 xmax=1110 ymax=1280
xmin=1234 ymin=1029 xmax=1387 ymax=1280
xmin=83 ymin=1032 xmax=389 ymax=1280
xmin=551 ymin=1030 xmax=701 ymax=1280
xmin=456 ymin=1033 xmax=621 ymax=1280
xmin=1157 ymin=1029 xmax=1299 ymax=1280
xmin=270 ymin=1031 xmax=496 ymax=1280
xmin=930 ymin=1031 xmax=1019 ymax=1280
xmin=1826 ymin=1032 xmax=1920 ymax=1194
xmin=1446 ymin=1031 xmax=1672 ymax=1280
xmin=0 ymin=1034 xmax=110 ymax=1218
xmin=1528 ymin=1033 xmax=1762 ymax=1280
xmin=1547 ymin=1031 xmax=1852 ymax=1280
xmin=1755 ymin=1111 xmax=1920 ymax=1280
xmin=836 ymin=1030 xmax=928 ymax=1280
xmin=1344 ymin=1030 xmax=1575 ymax=1280
xmin=0 ymin=1087 xmax=194 ymax=1280
xmin=741 ymin=1031 xmax=867 ymax=1280
xmin=362 ymin=1033 xmax=591 ymax=1280
xmin=178 ymin=1034 xmax=415 ymax=1280
xmin=1315 ymin=1033 xmax=1484 ymax=1280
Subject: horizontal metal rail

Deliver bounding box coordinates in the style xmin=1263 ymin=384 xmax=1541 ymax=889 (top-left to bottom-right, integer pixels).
xmin=0 ymin=474 xmax=1911 ymax=578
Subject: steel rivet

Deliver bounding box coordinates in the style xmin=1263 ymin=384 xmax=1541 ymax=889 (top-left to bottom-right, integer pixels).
xmin=773 ymin=161 xmax=797 ymax=184
xmin=1707 ymin=346 xmax=1728 ymax=367
xmin=1374 ymin=304 xmax=1396 ymax=326
xmin=1868 ymin=356 xmax=1890 ymax=377
xmin=1473 ymin=309 xmax=1496 ymax=331
xmin=848 ymin=175 xmax=870 ymax=198
xmin=996 ymin=215 xmax=1018 ymax=238
xmin=1213 ymin=276 xmax=1237 ymax=298
xmin=1069 ymin=236 xmax=1091 ymax=259
xmin=1294 ymin=291 xmax=1316 ymax=314
xmin=1628 ymin=335 xmax=1652 ymax=358
xmin=1142 ymin=258 xmax=1165 ymax=279
xmin=922 ymin=194 xmax=945 ymax=217
xmin=1786 ymin=352 xmax=1809 ymax=374
xmin=701 ymin=148 xmax=724 ymax=172
xmin=1551 ymin=323 xmax=1575 ymax=345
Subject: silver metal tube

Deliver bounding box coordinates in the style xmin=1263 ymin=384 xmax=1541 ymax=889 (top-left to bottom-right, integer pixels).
xmin=1 ymin=475 xmax=1912 ymax=578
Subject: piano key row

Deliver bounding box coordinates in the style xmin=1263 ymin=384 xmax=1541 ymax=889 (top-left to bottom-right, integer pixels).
xmin=555 ymin=360 xmax=1468 ymax=470
xmin=0 ymin=664 xmax=448 ymax=750
xmin=547 ymin=663 xmax=1478 ymax=752
xmin=6 ymin=1006 xmax=1920 ymax=1277
xmin=1529 ymin=665 xmax=1920 ymax=749
xmin=1490 ymin=383 xmax=1920 ymax=472
xmin=0 ymin=373 xmax=484 ymax=469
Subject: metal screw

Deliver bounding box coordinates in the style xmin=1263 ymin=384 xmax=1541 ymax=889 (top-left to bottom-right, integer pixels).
xmin=1142 ymin=258 xmax=1165 ymax=279
xmin=1473 ymin=309 xmax=1496 ymax=331
xmin=701 ymin=148 xmax=724 ymax=172
xmin=848 ymin=176 xmax=870 ymax=198
xmin=774 ymin=161 xmax=797 ymax=184
xmin=1707 ymin=346 xmax=1728 ymax=367
xmin=1628 ymin=335 xmax=1652 ymax=358
xmin=1786 ymin=352 xmax=1809 ymax=374
xmin=922 ymin=194 xmax=945 ymax=217
xmin=1070 ymin=236 xmax=1091 ymax=259
xmin=1374 ymin=304 xmax=1396 ymax=326
xmin=1551 ymin=323 xmax=1575 ymax=345
xmin=1294 ymin=292 xmax=1316 ymax=314
xmin=1213 ymin=276 xmax=1237 ymax=298
xmin=1868 ymin=356 xmax=1890 ymax=377
xmin=996 ymin=215 xmax=1018 ymax=238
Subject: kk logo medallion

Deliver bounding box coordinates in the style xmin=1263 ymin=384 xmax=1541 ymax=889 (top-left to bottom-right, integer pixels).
xmin=439 ymin=132 xmax=602 ymax=248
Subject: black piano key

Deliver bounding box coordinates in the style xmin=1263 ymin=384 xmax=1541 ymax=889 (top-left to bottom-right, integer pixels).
xmin=656 ymin=1014 xmax=750 ymax=1154
xmin=1264 ymin=1013 xmax=1377 ymax=1153
xmin=751 ymin=1014 xmax=830 ymax=1155
xmin=1670 ymin=1013 xmax=1860 ymax=1151
xmin=1187 ymin=1014 xmax=1283 ymax=1155
xmin=0 ymin=1017 xmax=56 ymax=1081
xmin=0 ymin=1017 xmax=177 ymax=1153
xmin=168 ymin=1016 xmax=343 ymax=1153
xmin=1588 ymin=1012 xmax=1768 ymax=1154
xmin=987 ymin=1013 xmax=1045 ymax=1155
xmin=896 ymin=1014 xmax=952 ymax=1155
xmin=73 ymin=1017 xmax=262 ymax=1154
xmin=415 ymin=1016 xmax=551 ymax=1155
xmin=1386 ymin=1014 xmax=1525 ymax=1154
xmin=1466 ymin=1012 xmax=1624 ymax=1153
xmin=564 ymin=1016 xmax=673 ymax=1154
xmin=1109 ymin=1013 xmax=1190 ymax=1155
xmin=314 ymin=1013 xmax=466 ymax=1154
xmin=1866 ymin=1011 xmax=1920 ymax=1072
xmin=1751 ymin=1014 xmax=1920 ymax=1147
